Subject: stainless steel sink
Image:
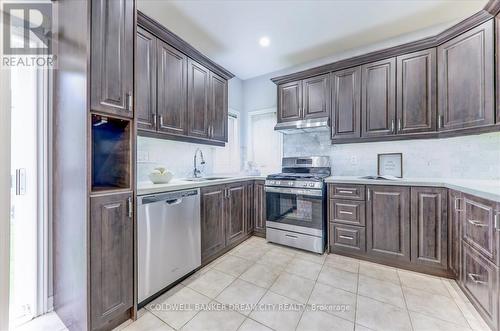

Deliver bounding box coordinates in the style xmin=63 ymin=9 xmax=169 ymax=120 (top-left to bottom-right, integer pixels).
xmin=359 ymin=175 xmax=398 ymax=180
xmin=184 ymin=176 xmax=229 ymax=182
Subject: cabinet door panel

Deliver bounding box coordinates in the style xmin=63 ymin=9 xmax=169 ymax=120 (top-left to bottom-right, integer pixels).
xmin=157 ymin=40 xmax=187 ymax=135
xmin=366 ymin=185 xmax=410 ymax=262
xmin=188 ymin=59 xmax=210 ymax=138
xmin=245 ymin=182 xmax=254 ymax=235
xmin=397 ymin=49 xmax=437 ymax=134
xmin=226 ymin=184 xmax=245 ymax=245
xmin=91 ymin=0 xmax=134 ymax=117
xmin=136 ymin=27 xmax=157 ymax=131
xmin=410 ymin=187 xmax=448 ymax=271
xmin=90 ymin=193 xmax=133 ymax=330
xmin=209 ymin=72 xmax=228 ymax=142
xmin=278 ymin=81 xmax=302 ymax=122
xmin=361 ymin=58 xmax=396 ymax=137
xmin=302 ymin=74 xmax=330 ymax=119
xmin=438 ymin=20 xmax=494 ymax=130
xmin=331 ymin=67 xmax=361 ymax=140
xmin=254 ymin=181 xmax=266 ymax=236
xmin=201 ymin=186 xmax=226 ymax=263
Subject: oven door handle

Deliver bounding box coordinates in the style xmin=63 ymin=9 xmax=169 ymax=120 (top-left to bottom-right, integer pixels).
xmin=264 ymin=186 xmax=323 ymax=197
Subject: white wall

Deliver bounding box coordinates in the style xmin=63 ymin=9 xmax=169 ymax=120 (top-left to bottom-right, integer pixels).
xmin=242 ymin=21 xmax=500 ymax=181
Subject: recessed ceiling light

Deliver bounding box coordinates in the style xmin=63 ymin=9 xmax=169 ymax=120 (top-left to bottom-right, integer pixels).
xmin=259 ymin=36 xmax=270 ymax=47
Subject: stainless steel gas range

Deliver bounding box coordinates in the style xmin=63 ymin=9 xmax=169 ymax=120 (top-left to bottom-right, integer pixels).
xmin=265 ymin=156 xmax=331 ymax=254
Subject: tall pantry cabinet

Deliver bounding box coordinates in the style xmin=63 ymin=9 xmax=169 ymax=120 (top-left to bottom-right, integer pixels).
xmin=53 ymin=0 xmax=136 ymax=330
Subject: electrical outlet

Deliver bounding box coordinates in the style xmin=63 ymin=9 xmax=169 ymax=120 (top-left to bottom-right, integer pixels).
xmin=350 ymin=156 xmax=358 ymax=165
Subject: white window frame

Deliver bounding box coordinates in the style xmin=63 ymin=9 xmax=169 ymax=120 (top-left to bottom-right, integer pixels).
xmin=214 ymin=109 xmax=241 ymax=173
xmin=246 ymin=107 xmax=283 ymax=172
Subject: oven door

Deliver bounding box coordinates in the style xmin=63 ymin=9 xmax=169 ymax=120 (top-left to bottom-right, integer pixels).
xmin=265 ymin=186 xmax=324 ymax=230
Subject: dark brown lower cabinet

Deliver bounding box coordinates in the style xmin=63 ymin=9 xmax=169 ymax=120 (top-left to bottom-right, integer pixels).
xmin=366 ymin=185 xmax=411 ymax=263
xmin=449 ymin=190 xmax=462 ymax=278
xmin=330 ymin=223 xmax=366 ymax=254
xmin=90 ymin=192 xmax=133 ymax=331
xmin=200 ymin=185 xmax=226 ymax=263
xmin=410 ymin=187 xmax=448 ymax=272
xmin=254 ymin=180 xmax=266 ymax=237
xmin=226 ymin=183 xmax=246 ymax=245
xmin=245 ymin=182 xmax=254 ymax=235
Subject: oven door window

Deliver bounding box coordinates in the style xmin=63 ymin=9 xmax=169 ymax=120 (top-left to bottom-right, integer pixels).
xmin=266 ymin=191 xmax=323 ymax=229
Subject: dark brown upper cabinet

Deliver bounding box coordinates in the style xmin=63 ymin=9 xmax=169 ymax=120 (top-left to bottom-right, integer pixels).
xmin=396 ymin=49 xmax=437 ymax=135
xmin=331 ymin=67 xmax=361 ymax=140
xmin=278 ymin=81 xmax=302 ymax=122
xmin=438 ymin=20 xmax=494 ymax=131
xmin=361 ymin=58 xmax=396 ymax=138
xmin=91 ymin=0 xmax=134 ymax=118
xmin=157 ymin=40 xmax=188 ymax=136
xmin=209 ymin=72 xmax=228 ymax=142
xmin=90 ymin=192 xmax=133 ymax=330
xmin=410 ymin=187 xmax=448 ymax=271
xmin=187 ymin=59 xmax=210 ymax=139
xmin=366 ymin=185 xmax=410 ymax=263
xmin=302 ymin=74 xmax=331 ymax=119
xmin=136 ymin=27 xmax=157 ymax=131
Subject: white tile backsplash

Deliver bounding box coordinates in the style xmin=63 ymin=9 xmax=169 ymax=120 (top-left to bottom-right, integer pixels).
xmin=283 ymin=131 xmax=500 ymax=180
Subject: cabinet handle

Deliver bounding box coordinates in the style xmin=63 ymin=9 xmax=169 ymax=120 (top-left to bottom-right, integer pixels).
xmin=468 ymin=273 xmax=487 ymax=285
xmin=438 ymin=115 xmax=443 ymax=129
xmin=339 ymin=235 xmax=354 ymax=240
xmin=285 ymin=234 xmax=299 ymax=239
xmin=454 ymin=197 xmax=462 ymax=211
xmin=495 ymin=213 xmax=500 ymax=231
xmin=127 ymin=93 xmax=133 ymax=111
xmin=159 ymin=115 xmax=163 ymax=127
xmin=339 ymin=210 xmax=354 ymax=215
xmin=153 ymin=114 xmax=157 ymax=127
xmin=338 ymin=190 xmax=354 ymax=194
xmin=467 ymin=219 xmax=487 ymax=227
xmin=367 ymin=189 xmax=370 ymax=201
xmin=391 ymin=120 xmax=395 ymax=133
xmin=397 ymin=119 xmax=402 ymax=132
xmin=127 ymin=196 xmax=133 ymax=219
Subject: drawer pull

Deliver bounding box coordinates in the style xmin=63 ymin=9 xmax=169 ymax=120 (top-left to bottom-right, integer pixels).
xmin=468 ymin=273 xmax=487 ymax=285
xmin=339 ymin=210 xmax=354 ymax=215
xmin=454 ymin=197 xmax=463 ymax=212
xmin=338 ymin=190 xmax=354 ymax=194
xmin=285 ymin=234 xmax=298 ymax=239
xmin=467 ymin=219 xmax=488 ymax=227
xmin=339 ymin=235 xmax=354 ymax=240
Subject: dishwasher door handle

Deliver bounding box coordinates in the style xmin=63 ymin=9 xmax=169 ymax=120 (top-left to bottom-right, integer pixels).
xmin=166 ymin=198 xmax=183 ymax=205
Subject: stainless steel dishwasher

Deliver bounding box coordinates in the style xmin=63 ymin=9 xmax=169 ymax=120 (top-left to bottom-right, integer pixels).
xmin=138 ymin=188 xmax=201 ymax=303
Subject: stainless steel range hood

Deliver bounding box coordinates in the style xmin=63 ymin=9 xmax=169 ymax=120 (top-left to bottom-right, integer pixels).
xmin=274 ymin=117 xmax=330 ymax=134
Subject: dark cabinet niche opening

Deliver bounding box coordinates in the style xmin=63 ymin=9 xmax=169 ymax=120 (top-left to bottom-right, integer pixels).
xmin=91 ymin=114 xmax=131 ymax=192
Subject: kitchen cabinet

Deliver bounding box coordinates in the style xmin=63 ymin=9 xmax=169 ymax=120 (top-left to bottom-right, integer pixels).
xmin=209 ymin=72 xmax=228 ymax=142
xmin=410 ymin=187 xmax=448 ymax=272
xmin=254 ymin=180 xmax=266 ymax=237
xmin=449 ymin=190 xmax=462 ymax=278
xmin=331 ymin=67 xmax=361 ymax=140
xmin=91 ymin=0 xmax=134 ymax=118
xmin=361 ymin=58 xmax=396 ymax=138
xmin=366 ymin=185 xmax=410 ymax=263
xmin=278 ymin=81 xmax=302 ymax=122
xmin=226 ymin=183 xmax=246 ymax=245
xmin=330 ymin=223 xmax=366 ymax=254
xmin=302 ymin=74 xmax=331 ymax=119
xmin=396 ymin=49 xmax=437 ymax=135
xmin=277 ymin=74 xmax=330 ymax=123
xmin=438 ymin=20 xmax=494 ymax=131
xmin=201 ymin=185 xmax=226 ymax=263
xmin=187 ymin=59 xmax=210 ymax=139
xmin=136 ymin=27 xmax=157 ymax=131
xmin=90 ymin=192 xmax=133 ymax=330
xmin=245 ymin=182 xmax=254 ymax=235
xmin=329 ymin=199 xmax=365 ymax=227
xmin=157 ymin=40 xmax=188 ymax=136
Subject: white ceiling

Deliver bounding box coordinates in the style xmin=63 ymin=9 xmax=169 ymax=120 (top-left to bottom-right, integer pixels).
xmin=138 ymin=0 xmax=488 ymax=80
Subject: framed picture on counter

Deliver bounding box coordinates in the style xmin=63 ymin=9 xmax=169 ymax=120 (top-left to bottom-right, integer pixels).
xmin=377 ymin=153 xmax=403 ymax=178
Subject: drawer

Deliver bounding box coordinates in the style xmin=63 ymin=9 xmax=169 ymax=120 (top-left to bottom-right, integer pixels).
xmin=329 ymin=199 xmax=366 ymax=226
xmin=461 ymin=242 xmax=499 ymax=329
xmin=329 ymin=184 xmax=365 ymax=200
xmin=329 ymin=223 xmax=366 ymax=254
xmin=462 ymin=194 xmax=499 ymax=265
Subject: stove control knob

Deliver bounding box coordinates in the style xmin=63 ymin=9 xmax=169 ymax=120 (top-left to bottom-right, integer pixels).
xmin=308 ymin=183 xmax=315 ymax=187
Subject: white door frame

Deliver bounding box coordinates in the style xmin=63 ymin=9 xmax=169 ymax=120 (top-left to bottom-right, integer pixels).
xmin=0 ymin=63 xmax=12 ymax=331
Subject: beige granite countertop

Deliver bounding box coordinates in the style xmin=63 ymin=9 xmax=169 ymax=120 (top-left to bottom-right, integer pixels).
xmin=325 ymin=176 xmax=500 ymax=202
xmin=137 ymin=175 xmax=267 ymax=196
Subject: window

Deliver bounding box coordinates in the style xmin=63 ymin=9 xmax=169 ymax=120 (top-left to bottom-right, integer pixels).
xmin=247 ymin=109 xmax=282 ymax=175
xmin=213 ymin=111 xmax=240 ymax=173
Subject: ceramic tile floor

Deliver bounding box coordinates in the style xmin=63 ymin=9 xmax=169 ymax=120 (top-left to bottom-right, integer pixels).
xmin=117 ymin=236 xmax=492 ymax=331
xmin=16 ymin=236 xmax=492 ymax=331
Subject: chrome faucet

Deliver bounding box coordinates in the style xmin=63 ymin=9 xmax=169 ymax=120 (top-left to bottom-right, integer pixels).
xmin=193 ymin=148 xmax=206 ymax=178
